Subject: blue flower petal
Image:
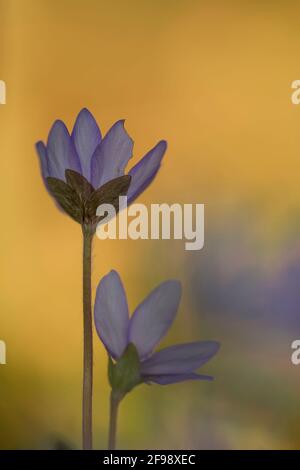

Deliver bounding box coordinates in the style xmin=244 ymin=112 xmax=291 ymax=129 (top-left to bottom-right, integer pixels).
xmin=94 ymin=270 xmax=129 ymax=359
xmin=129 ymin=280 xmax=182 ymax=360
xmin=71 ymin=108 xmax=101 ymax=182
xmin=140 ymin=341 xmax=220 ymax=375
xmin=36 ymin=141 xmax=50 ymax=180
xmin=90 ymin=120 xmax=133 ymax=188
xmin=127 ymin=140 xmax=167 ymax=203
xmin=143 ymin=373 xmax=214 ymax=385
xmin=47 ymin=120 xmax=81 ymax=180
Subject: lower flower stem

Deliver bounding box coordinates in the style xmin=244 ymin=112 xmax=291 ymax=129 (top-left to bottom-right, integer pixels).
xmin=82 ymin=225 xmax=94 ymax=450
xmin=108 ymin=392 xmax=121 ymax=450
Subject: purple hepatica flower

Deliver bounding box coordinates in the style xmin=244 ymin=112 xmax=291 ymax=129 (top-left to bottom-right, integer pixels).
xmin=94 ymin=270 xmax=220 ymax=388
xmin=35 ymin=108 xmax=167 ymax=225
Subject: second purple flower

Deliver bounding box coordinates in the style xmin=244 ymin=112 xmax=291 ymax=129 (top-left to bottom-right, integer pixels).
xmin=94 ymin=270 xmax=220 ymax=386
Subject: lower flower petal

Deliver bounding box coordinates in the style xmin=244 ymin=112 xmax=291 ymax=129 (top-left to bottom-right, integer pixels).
xmin=143 ymin=373 xmax=214 ymax=385
xmin=129 ymin=280 xmax=182 ymax=361
xmin=140 ymin=341 xmax=220 ymax=375
xmin=94 ymin=270 xmax=130 ymax=359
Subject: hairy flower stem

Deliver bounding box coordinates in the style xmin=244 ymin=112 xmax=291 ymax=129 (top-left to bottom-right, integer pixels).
xmin=108 ymin=392 xmax=121 ymax=450
xmin=82 ymin=225 xmax=94 ymax=450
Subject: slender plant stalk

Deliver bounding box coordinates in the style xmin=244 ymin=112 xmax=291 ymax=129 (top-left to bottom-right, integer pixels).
xmin=82 ymin=225 xmax=93 ymax=450
xmin=108 ymin=393 xmax=120 ymax=450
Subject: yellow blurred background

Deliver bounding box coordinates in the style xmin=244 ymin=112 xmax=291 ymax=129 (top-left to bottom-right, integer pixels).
xmin=1 ymin=0 xmax=300 ymax=449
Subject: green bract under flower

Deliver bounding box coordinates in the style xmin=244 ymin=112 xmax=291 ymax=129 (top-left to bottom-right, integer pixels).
xmin=108 ymin=343 xmax=142 ymax=399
